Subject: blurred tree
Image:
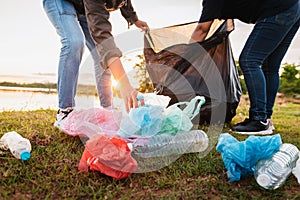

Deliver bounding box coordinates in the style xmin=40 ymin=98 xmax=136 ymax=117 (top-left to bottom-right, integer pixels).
xmin=279 ymin=63 xmax=300 ymax=96
xmin=133 ymin=54 xmax=154 ymax=93
xmin=235 ymin=61 xmax=248 ymax=94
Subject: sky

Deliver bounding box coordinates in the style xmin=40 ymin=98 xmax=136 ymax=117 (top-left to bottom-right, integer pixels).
xmin=0 ymin=0 xmax=299 ymax=77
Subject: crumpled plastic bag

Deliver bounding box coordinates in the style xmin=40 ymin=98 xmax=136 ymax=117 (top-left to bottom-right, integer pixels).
xmin=118 ymin=96 xmax=205 ymax=137
xmin=61 ymin=108 xmax=122 ymax=139
xmin=159 ymin=103 xmax=193 ymax=135
xmin=78 ymin=134 xmax=138 ymax=180
xmin=160 ymin=96 xmax=205 ymax=135
xmin=216 ymin=133 xmax=282 ymax=182
xmin=143 ymin=93 xmax=171 ymax=108
xmin=118 ymin=93 xmax=170 ymax=137
xmin=118 ymin=105 xmax=164 ymax=137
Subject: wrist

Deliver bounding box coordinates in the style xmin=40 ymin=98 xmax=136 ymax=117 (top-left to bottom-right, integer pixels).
xmin=119 ymin=77 xmax=132 ymax=90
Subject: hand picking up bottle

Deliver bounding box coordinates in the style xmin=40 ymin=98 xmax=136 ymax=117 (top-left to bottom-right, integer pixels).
xmin=0 ymin=131 xmax=31 ymax=161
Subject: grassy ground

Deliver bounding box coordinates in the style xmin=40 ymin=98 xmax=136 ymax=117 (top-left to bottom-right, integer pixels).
xmin=0 ymin=98 xmax=299 ymax=199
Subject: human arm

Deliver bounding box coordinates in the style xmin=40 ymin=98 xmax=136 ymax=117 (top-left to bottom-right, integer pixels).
xmin=83 ymin=0 xmax=148 ymax=64
xmin=120 ymin=0 xmax=149 ymax=32
xmin=107 ymin=57 xmax=143 ymax=112
xmin=190 ymin=20 xmax=213 ymax=43
xmin=84 ymin=0 xmax=122 ymax=68
xmin=190 ymin=0 xmax=221 ymax=43
xmin=84 ymin=0 xmax=144 ymax=112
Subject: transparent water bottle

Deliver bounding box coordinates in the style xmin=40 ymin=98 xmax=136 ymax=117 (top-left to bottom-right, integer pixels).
xmin=0 ymin=131 xmax=31 ymax=161
xmin=292 ymin=152 xmax=300 ymax=184
xmin=132 ymin=130 xmax=209 ymax=158
xmin=253 ymin=143 xmax=299 ymax=190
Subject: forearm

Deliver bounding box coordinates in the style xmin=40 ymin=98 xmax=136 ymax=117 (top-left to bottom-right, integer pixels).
xmin=108 ymin=57 xmax=140 ymax=112
xmin=107 ymin=57 xmax=131 ymax=88
xmin=120 ymin=0 xmax=139 ymax=26
xmin=84 ymin=0 xmax=122 ymax=68
xmin=190 ymin=21 xmax=213 ymax=43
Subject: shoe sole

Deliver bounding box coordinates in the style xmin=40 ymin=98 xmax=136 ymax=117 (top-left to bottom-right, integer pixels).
xmin=232 ymin=129 xmax=273 ymax=135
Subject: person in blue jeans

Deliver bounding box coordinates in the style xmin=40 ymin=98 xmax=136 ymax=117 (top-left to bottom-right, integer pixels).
xmin=191 ymin=0 xmax=300 ymax=134
xmin=43 ymin=0 xmax=112 ymax=127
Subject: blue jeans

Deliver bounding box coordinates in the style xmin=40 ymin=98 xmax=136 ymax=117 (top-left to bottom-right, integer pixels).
xmin=43 ymin=0 xmax=112 ymax=109
xmin=239 ymin=1 xmax=300 ymax=121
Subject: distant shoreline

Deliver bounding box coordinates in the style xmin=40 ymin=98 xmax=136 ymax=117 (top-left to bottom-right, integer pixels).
xmin=0 ymin=86 xmax=57 ymax=93
xmin=0 ymin=73 xmax=97 ymax=86
xmin=0 ymin=82 xmax=98 ymax=96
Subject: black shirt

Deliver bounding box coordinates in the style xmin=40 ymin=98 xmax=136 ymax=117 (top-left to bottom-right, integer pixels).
xmin=199 ymin=0 xmax=299 ymax=23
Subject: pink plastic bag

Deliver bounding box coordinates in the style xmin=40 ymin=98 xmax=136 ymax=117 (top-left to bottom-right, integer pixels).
xmin=61 ymin=108 xmax=122 ymax=139
xmin=78 ymin=134 xmax=138 ymax=180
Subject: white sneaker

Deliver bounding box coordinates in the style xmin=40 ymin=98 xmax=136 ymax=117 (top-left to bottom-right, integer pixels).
xmin=267 ymin=119 xmax=275 ymax=131
xmin=54 ymin=107 xmax=73 ymax=129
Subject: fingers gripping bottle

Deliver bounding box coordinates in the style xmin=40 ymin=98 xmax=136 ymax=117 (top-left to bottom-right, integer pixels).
xmin=253 ymin=143 xmax=299 ymax=190
xmin=0 ymin=131 xmax=31 ymax=161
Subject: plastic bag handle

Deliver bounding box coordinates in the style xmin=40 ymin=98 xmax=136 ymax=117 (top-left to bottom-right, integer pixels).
xmin=173 ymin=96 xmax=206 ymax=120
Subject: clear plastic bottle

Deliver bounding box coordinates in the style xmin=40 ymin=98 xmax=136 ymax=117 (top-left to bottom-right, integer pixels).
xmin=253 ymin=143 xmax=299 ymax=190
xmin=0 ymin=131 xmax=31 ymax=161
xmin=132 ymin=130 xmax=209 ymax=158
xmin=292 ymin=152 xmax=300 ymax=184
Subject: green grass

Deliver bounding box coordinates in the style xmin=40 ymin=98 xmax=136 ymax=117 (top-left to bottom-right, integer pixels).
xmin=0 ymin=100 xmax=299 ymax=199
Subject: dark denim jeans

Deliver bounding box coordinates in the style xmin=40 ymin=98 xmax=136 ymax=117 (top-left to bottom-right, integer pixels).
xmin=43 ymin=0 xmax=112 ymax=109
xmin=239 ymin=1 xmax=300 ymax=121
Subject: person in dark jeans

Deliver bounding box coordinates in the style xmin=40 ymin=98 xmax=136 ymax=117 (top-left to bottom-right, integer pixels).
xmin=43 ymin=0 xmax=113 ymax=128
xmin=191 ymin=0 xmax=300 ymax=134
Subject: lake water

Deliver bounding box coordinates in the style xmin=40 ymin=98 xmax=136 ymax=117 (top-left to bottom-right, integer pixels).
xmin=0 ymin=89 xmax=57 ymax=111
xmin=0 ymin=87 xmax=124 ymax=112
xmin=0 ymin=89 xmax=102 ymax=112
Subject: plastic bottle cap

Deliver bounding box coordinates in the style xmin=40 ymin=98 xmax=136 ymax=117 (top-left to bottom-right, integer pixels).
xmin=257 ymin=174 xmax=271 ymax=187
xmin=20 ymin=151 xmax=31 ymax=161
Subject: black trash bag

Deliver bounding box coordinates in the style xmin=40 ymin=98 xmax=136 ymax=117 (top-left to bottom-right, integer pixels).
xmin=143 ymin=19 xmax=242 ymax=124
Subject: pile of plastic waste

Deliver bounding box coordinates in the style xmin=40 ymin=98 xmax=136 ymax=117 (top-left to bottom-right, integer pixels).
xmin=58 ymin=94 xmax=209 ymax=180
xmin=1 ymin=93 xmax=299 ymax=186
xmin=216 ymin=133 xmax=300 ymax=189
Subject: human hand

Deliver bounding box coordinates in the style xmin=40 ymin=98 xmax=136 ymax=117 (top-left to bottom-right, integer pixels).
xmin=119 ymin=82 xmax=145 ymax=113
xmin=134 ymin=20 xmax=149 ymax=33
xmin=107 ymin=56 xmax=145 ymax=112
